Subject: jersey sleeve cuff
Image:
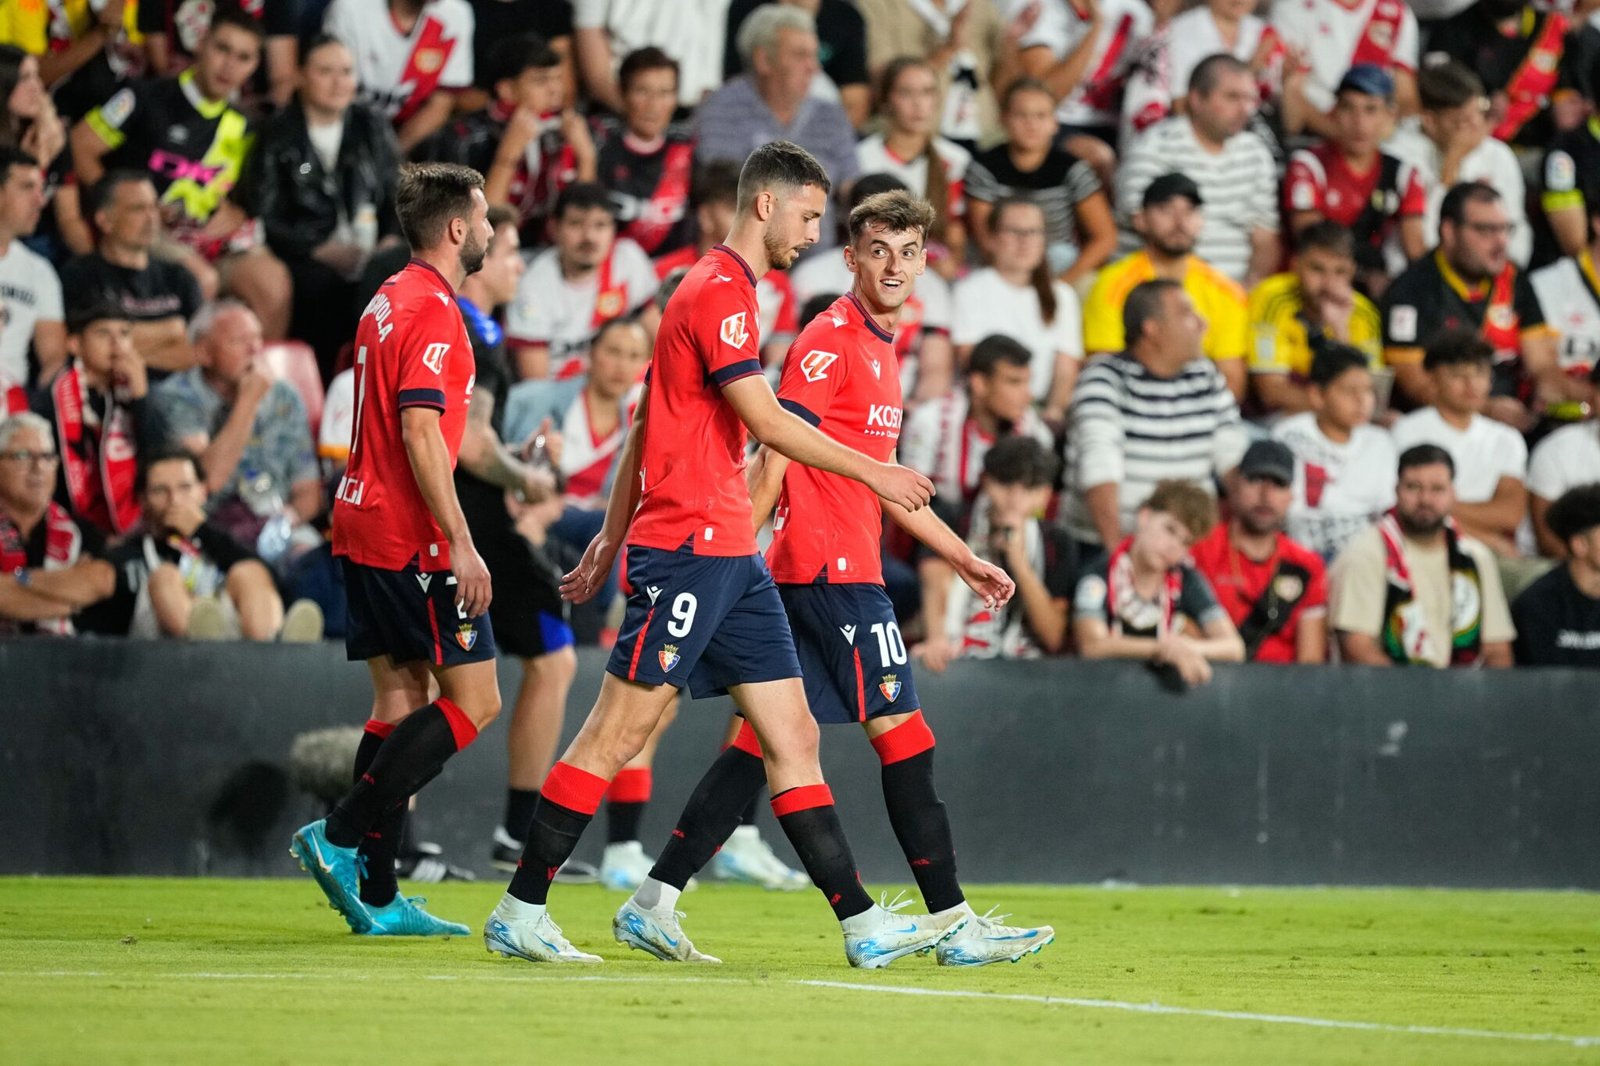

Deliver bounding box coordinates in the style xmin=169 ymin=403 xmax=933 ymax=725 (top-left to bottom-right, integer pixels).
xmin=779 ymin=398 xmax=821 ymax=426
xmin=710 ymin=359 xmax=764 ymax=387
xmin=398 ymin=387 xmax=447 ymax=411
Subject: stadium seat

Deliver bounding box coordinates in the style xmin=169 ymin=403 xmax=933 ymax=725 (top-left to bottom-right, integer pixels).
xmin=259 ymin=341 xmax=325 ymax=433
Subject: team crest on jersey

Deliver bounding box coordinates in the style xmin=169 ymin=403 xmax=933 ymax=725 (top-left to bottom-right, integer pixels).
xmin=1273 ymin=573 xmax=1305 ymax=603
xmin=596 ymin=287 xmax=625 ymax=319
xmin=422 ymin=342 xmax=450 ymax=373
xmin=414 ymin=48 xmax=445 ymax=75
xmin=799 ymin=349 xmax=838 ymax=383
xmin=456 ymin=624 xmax=478 ymax=651
xmin=659 ymin=644 xmax=682 ymax=672
xmin=720 ymin=312 xmax=749 ymax=348
xmin=879 ymin=674 xmax=901 ymax=702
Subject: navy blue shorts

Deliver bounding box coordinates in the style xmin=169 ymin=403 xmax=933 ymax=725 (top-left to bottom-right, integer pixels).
xmin=780 ymin=583 xmax=920 ymax=725
xmin=606 ymin=545 xmax=801 ymax=698
xmin=341 ymin=557 xmax=497 ymax=667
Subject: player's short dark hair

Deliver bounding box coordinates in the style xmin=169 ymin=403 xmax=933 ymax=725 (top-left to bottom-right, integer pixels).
xmin=395 ymin=162 xmax=485 ymax=251
xmin=968 ymin=334 xmax=1032 ymax=377
xmin=208 ymin=4 xmax=266 ymax=41
xmin=1422 ymin=326 xmax=1494 ymax=371
xmin=1546 ymin=483 xmax=1600 ymax=546
xmin=692 ymin=161 xmax=742 ymax=210
xmin=1296 ymin=220 xmax=1356 ymax=261
xmin=91 ymin=169 xmax=155 ymax=214
xmin=555 ymin=181 xmax=616 ymax=220
xmin=486 ymin=33 xmax=558 ymax=87
xmin=1418 ymin=58 xmax=1484 ymax=111
xmin=0 ymin=143 xmax=39 ymax=181
xmin=619 ymin=46 xmax=679 ymax=92
xmin=136 ymin=446 xmax=205 ymax=496
xmin=1144 ymin=479 xmax=1217 ymax=540
xmin=67 ymin=298 xmax=131 ymax=334
xmin=1308 ymin=343 xmax=1372 ymax=388
xmin=1439 ymin=181 xmax=1500 ymax=228
xmin=735 ymin=140 xmax=831 ymax=214
xmin=848 ymin=172 xmax=910 ymax=212
xmin=1189 ymin=53 xmax=1249 ymax=97
xmin=982 ymin=434 xmax=1058 ymax=489
xmin=848 ymin=189 xmax=935 ymax=244
xmin=1123 ymin=278 xmax=1183 ymax=346
xmin=1398 ymin=442 xmax=1455 ymax=478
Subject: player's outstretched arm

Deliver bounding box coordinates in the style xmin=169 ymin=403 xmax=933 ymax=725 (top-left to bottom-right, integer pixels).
xmin=746 ymin=444 xmax=791 ymax=533
xmin=401 ymin=406 xmax=491 ymax=617
xmin=721 ymin=375 xmax=935 ymax=512
xmin=560 ymin=382 xmax=649 ymax=603
xmin=885 ymin=496 xmax=1015 ymax=612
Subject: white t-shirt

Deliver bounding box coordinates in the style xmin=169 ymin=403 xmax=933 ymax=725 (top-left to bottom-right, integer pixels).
xmin=1528 ymin=255 xmax=1600 ymax=377
xmin=1527 ymin=421 xmax=1600 ymax=502
xmin=1273 ymin=411 xmax=1398 ymax=560
xmin=1269 ymin=0 xmax=1419 ymax=114
xmin=1390 ymin=407 xmax=1527 ymax=504
xmin=951 ymin=267 xmax=1082 ymax=401
xmin=574 ymin=0 xmax=730 ymax=108
xmin=854 ymin=133 xmax=971 ymax=215
xmin=324 ymin=0 xmax=474 ymax=123
xmin=0 ymin=239 xmax=64 ymax=385
xmin=1386 ymin=124 xmax=1529 ymax=266
xmin=319 ymin=367 xmax=356 ymax=461
xmin=506 ymin=238 xmax=658 ymax=378
xmin=1019 ymin=0 xmax=1154 ymax=128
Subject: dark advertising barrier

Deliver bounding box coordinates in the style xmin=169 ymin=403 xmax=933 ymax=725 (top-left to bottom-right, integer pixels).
xmin=2 ymin=639 xmax=1597 ymax=887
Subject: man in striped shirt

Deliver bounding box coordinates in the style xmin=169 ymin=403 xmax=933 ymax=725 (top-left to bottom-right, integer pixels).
xmin=1064 ymin=279 xmax=1248 ymax=553
xmin=1114 ymin=55 xmax=1280 ymax=287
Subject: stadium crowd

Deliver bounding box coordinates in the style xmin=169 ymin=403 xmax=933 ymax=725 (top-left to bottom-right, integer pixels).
xmin=3 ymin=0 xmax=1600 ymax=677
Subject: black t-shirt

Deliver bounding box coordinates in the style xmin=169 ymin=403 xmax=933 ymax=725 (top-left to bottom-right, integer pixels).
xmin=76 ymin=522 xmax=255 ymax=636
xmin=58 ymin=253 xmax=202 ymax=324
xmin=1512 ymin=564 xmax=1600 ymax=666
xmin=453 ymin=295 xmax=518 ymax=535
xmin=722 ymin=0 xmax=867 ymax=87
xmin=593 ymin=117 xmax=695 ymax=256
xmin=137 ymin=0 xmax=298 ymax=107
xmin=469 ymin=0 xmax=574 ymax=90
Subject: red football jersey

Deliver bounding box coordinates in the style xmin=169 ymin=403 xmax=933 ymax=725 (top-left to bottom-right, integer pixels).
xmin=1188 ymin=524 xmax=1328 ymax=664
xmin=767 ymin=292 xmax=902 ymax=585
xmin=333 ymin=259 xmax=476 ymax=572
xmin=1284 ymin=144 xmax=1426 ymax=235
xmin=628 ymin=244 xmax=768 ymax=556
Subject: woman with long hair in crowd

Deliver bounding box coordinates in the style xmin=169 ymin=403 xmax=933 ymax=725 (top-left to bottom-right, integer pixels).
xmin=0 ymin=46 xmax=66 ymax=172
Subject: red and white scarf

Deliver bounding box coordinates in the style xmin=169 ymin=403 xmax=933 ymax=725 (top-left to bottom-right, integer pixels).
xmin=52 ymin=364 xmax=139 ymax=535
xmin=1105 ymin=535 xmax=1184 ymax=637
xmin=0 ymin=502 xmax=84 ymax=635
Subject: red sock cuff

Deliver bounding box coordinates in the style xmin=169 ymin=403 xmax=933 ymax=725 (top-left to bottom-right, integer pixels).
xmin=770 ymin=783 xmax=834 ymax=818
xmin=543 ymin=760 xmax=610 ymax=816
xmin=363 ymin=718 xmax=396 ymax=739
xmin=728 ymin=719 xmax=764 ymax=758
xmin=870 ymin=710 xmax=935 ymax=765
xmin=606 ymin=767 xmax=653 ymax=804
xmin=434 ymin=697 xmax=479 ymax=751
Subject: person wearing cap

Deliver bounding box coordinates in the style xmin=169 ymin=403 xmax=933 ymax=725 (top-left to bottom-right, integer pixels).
xmin=1189 ymin=439 xmax=1329 ymax=664
xmin=1512 ymin=483 xmax=1600 ymax=666
xmin=1271 ymin=0 xmax=1420 ymax=141
xmin=30 ymin=300 xmax=152 ymax=540
xmin=1084 ymin=170 xmax=1249 ymax=402
xmin=1283 ymin=64 xmax=1427 ymax=300
xmin=1379 ymin=181 xmax=1557 ymax=423
xmin=1115 ymin=54 xmax=1279 ymax=288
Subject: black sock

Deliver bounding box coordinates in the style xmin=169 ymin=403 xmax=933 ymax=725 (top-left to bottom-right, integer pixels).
xmin=325 ymin=700 xmax=477 ymax=847
xmin=882 ymin=748 xmax=963 ymax=913
xmin=503 ymin=788 xmax=540 ymax=841
xmin=772 ymin=786 xmax=872 ymax=921
xmin=606 ymin=801 xmax=645 ymax=844
xmin=740 ymin=792 xmax=761 ymax=827
xmin=505 ymin=761 xmax=607 ymax=905
xmin=349 ymin=725 xmax=402 ymax=906
xmin=649 ymin=746 xmax=767 ymax=890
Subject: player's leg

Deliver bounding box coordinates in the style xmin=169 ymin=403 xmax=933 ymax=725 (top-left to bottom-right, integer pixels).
xmin=706 ymin=714 xmax=808 ymax=890
xmin=598 ymin=695 xmax=678 ymax=890
xmin=493 ymin=647 xmax=576 ymax=866
xmin=223 ymin=559 xmax=284 ymax=641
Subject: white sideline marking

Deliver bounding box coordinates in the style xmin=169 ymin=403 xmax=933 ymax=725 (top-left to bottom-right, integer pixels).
xmin=798 ymin=980 xmax=1600 ymax=1048
xmin=8 ymin=970 xmax=1598 ymax=1048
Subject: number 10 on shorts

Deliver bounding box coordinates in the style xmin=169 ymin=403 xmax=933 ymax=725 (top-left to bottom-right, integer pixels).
xmin=872 ymin=621 xmax=907 ymax=666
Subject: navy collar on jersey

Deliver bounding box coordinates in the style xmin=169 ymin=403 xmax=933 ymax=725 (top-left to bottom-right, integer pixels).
xmin=456 ymin=294 xmax=501 ymax=348
xmin=408 ymin=257 xmax=457 ymax=294
xmin=712 ymin=243 xmax=757 ymax=286
xmin=846 ymin=291 xmax=896 ymax=344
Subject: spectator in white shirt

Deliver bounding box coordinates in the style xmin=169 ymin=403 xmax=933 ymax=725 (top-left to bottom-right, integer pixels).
xmin=1390 ymin=329 xmax=1527 ymax=556
xmin=1527 ymin=366 xmax=1600 ymax=557
xmin=951 ymin=198 xmax=1083 ymax=422
xmin=1273 ymin=344 xmax=1399 ymax=561
xmin=0 ymin=146 xmax=65 ymax=387
xmin=573 ymin=0 xmax=728 ymax=112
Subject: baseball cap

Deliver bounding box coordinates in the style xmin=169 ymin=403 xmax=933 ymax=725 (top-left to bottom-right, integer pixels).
xmin=1142 ymin=172 xmax=1203 ymax=210
xmin=1336 ymin=63 xmax=1396 ymax=102
xmin=1238 ymin=439 xmax=1295 ymax=486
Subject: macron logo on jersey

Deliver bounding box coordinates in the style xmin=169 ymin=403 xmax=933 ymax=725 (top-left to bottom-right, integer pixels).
xmin=799 ymin=350 xmax=838 ymax=383
xmin=720 ymin=312 xmax=749 ymax=349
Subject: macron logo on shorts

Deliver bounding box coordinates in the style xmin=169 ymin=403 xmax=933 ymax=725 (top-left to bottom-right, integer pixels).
xmin=416 ymin=574 xmax=432 ymax=593
xmin=646 ymin=585 xmax=663 ymax=604
xmin=840 ymin=625 xmax=857 ymax=644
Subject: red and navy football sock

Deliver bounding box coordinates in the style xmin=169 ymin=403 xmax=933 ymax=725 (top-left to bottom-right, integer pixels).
xmin=605 ymin=768 xmax=652 ymax=843
xmin=349 ymin=719 xmax=403 ymax=905
xmin=325 ymin=699 xmax=479 ymax=848
xmin=771 ymin=783 xmax=873 ymax=922
xmin=873 ymin=711 xmax=963 ymax=913
xmin=506 ymin=761 xmax=608 ymax=905
xmin=649 ymin=720 xmax=767 ymax=890
xmin=503 ymin=788 xmax=540 ymax=841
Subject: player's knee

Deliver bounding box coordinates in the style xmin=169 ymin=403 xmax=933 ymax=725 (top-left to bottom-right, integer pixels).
xmin=530 ymin=646 xmax=577 ymax=685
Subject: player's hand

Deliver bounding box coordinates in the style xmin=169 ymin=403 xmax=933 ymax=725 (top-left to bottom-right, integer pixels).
xmin=560 ymin=531 xmax=620 ymax=604
xmin=957 ymin=552 xmax=1015 ymax=612
xmin=452 ymin=539 xmax=493 ymax=617
xmin=164 ymin=498 xmax=207 ymax=539
xmin=237 ymin=367 xmax=273 ymax=408
xmin=912 ymin=635 xmax=955 ymax=674
xmin=869 ymin=461 xmax=935 ymax=512
xmin=498 ymin=107 xmax=542 ymax=160
xmin=112 ymin=343 xmax=148 ymax=400
xmin=1155 ymin=635 xmax=1212 ymax=687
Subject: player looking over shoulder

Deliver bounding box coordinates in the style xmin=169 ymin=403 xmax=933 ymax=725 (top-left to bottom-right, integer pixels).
xmin=483 ymin=140 xmax=958 ymax=967
xmin=289 ymin=162 xmax=501 ymax=937
xmin=612 ymin=190 xmax=1055 ymax=967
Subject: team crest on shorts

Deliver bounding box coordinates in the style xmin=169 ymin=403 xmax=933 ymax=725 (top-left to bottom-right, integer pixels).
xmin=659 ymin=644 xmax=681 ymax=672
xmin=456 ymin=624 xmax=478 ymax=651
xmin=879 ymin=674 xmax=901 ymax=702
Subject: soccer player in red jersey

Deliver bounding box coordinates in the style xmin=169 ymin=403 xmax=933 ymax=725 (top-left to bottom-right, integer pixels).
xmin=611 ymin=190 xmax=1056 ymax=966
xmin=290 ymin=164 xmax=501 ymax=937
xmin=484 ymin=141 xmax=955 ymax=967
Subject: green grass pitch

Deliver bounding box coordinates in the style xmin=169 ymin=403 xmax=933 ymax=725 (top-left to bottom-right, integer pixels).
xmin=1 ymin=877 xmax=1596 ymax=1064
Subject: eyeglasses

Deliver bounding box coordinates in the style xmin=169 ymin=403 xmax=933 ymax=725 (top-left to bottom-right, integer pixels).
xmin=0 ymin=450 xmax=59 ymax=466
